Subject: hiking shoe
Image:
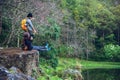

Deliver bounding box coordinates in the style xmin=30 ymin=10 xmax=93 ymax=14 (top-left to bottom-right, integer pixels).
xmin=47 ymin=47 xmax=51 ymax=51
xmin=45 ymin=43 xmax=49 ymax=49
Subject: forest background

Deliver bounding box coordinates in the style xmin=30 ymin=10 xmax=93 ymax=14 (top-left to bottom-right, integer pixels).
xmin=0 ymin=0 xmax=120 ymax=68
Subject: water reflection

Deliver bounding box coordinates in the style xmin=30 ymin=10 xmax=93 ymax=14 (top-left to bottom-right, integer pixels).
xmin=82 ymin=69 xmax=120 ymax=80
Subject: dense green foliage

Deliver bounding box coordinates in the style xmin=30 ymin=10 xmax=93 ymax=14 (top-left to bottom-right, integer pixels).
xmin=1 ymin=0 xmax=120 ymax=66
xmin=0 ymin=18 xmax=12 ymax=46
xmin=1 ymin=0 xmax=120 ymax=79
xmin=33 ymin=18 xmax=61 ymax=68
xmin=60 ymin=0 xmax=120 ymax=61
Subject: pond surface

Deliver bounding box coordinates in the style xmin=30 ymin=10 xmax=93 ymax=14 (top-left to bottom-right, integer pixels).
xmin=82 ymin=69 xmax=120 ymax=80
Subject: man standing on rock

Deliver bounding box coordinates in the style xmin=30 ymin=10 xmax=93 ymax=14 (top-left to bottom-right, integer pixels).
xmin=21 ymin=13 xmax=37 ymax=40
xmin=26 ymin=13 xmax=37 ymax=40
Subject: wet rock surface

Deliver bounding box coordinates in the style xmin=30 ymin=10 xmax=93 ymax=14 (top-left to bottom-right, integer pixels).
xmin=0 ymin=66 xmax=35 ymax=80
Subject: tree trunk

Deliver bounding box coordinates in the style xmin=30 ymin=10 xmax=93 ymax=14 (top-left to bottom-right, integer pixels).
xmin=0 ymin=2 xmax=2 ymax=34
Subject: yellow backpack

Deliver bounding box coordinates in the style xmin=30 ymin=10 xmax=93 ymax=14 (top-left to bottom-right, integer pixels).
xmin=21 ymin=19 xmax=27 ymax=31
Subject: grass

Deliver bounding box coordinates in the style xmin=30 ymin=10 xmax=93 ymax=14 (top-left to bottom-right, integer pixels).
xmin=58 ymin=57 xmax=120 ymax=70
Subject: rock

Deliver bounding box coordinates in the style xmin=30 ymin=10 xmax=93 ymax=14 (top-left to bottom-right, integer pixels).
xmin=63 ymin=68 xmax=83 ymax=80
xmin=0 ymin=66 xmax=35 ymax=80
xmin=0 ymin=48 xmax=39 ymax=76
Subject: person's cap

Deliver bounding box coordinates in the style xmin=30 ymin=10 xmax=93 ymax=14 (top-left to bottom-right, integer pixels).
xmin=27 ymin=13 xmax=33 ymax=17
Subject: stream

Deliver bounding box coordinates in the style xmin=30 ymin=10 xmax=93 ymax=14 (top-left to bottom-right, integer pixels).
xmin=82 ymin=69 xmax=120 ymax=80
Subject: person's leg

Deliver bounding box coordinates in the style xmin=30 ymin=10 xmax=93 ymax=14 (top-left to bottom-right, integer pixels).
xmin=32 ymin=46 xmax=50 ymax=51
xmin=45 ymin=43 xmax=49 ymax=49
xmin=45 ymin=43 xmax=51 ymax=51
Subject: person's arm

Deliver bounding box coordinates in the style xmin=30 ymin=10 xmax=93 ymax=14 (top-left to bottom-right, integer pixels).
xmin=27 ymin=19 xmax=37 ymax=33
xmin=30 ymin=20 xmax=36 ymax=33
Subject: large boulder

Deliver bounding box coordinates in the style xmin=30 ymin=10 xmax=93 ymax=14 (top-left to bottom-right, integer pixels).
xmin=63 ymin=68 xmax=83 ymax=80
xmin=0 ymin=48 xmax=39 ymax=76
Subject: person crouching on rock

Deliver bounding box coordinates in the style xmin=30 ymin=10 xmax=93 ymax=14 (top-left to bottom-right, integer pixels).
xmin=21 ymin=32 xmax=51 ymax=51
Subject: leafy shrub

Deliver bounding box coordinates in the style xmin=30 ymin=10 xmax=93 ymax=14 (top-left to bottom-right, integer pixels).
xmin=39 ymin=47 xmax=58 ymax=68
xmin=104 ymin=44 xmax=120 ymax=61
xmin=36 ymin=18 xmax=61 ymax=68
xmin=57 ymin=44 xmax=74 ymax=57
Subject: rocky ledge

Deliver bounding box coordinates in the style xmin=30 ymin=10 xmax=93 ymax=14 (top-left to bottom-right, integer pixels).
xmin=0 ymin=48 xmax=39 ymax=76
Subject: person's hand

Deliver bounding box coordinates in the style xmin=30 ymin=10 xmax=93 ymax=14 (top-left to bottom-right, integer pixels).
xmin=33 ymin=29 xmax=37 ymax=34
xmin=31 ymin=17 xmax=35 ymax=20
xmin=30 ymin=36 xmax=33 ymax=40
xmin=34 ymin=30 xmax=37 ymax=33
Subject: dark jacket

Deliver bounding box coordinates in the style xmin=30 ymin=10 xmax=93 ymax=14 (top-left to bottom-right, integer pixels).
xmin=22 ymin=32 xmax=33 ymax=50
xmin=24 ymin=39 xmax=33 ymax=50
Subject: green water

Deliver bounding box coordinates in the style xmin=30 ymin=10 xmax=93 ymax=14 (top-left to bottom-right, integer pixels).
xmin=82 ymin=69 xmax=120 ymax=80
